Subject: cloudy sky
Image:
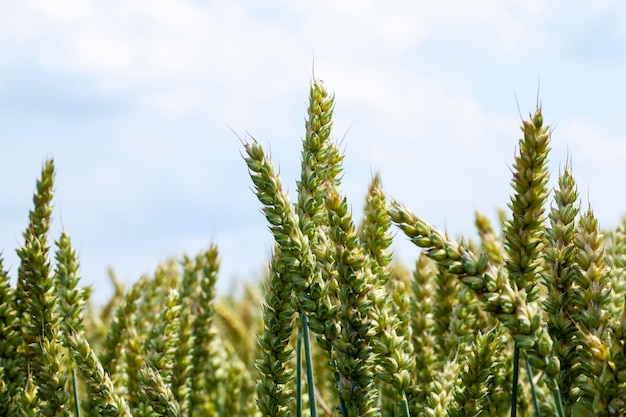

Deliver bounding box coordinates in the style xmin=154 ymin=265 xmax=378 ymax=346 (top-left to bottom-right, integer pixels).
xmin=1 ymin=1 xmax=625 ymax=302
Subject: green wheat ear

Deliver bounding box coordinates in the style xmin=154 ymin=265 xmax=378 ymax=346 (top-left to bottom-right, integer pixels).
xmin=475 ymin=210 xmax=504 ymax=265
xmin=190 ymin=246 xmax=221 ymax=415
xmin=326 ymin=189 xmax=380 ymax=417
xmin=423 ymin=358 xmax=459 ymax=417
xmin=572 ymin=205 xmax=612 ymax=413
xmin=101 ymin=275 xmax=149 ymax=404
xmin=542 ymin=165 xmax=581 ymax=414
xmin=55 ymin=231 xmax=91 ymax=338
xmin=171 ymin=255 xmax=198 ymax=416
xmin=296 ymin=76 xmax=342 ymax=358
xmin=389 ymin=106 xmax=562 ymax=395
xmin=244 ymin=139 xmax=298 ymax=417
xmin=255 ymin=250 xmax=296 ymax=417
xmin=599 ymin=297 xmax=626 ymax=415
xmin=14 ymin=159 xmax=77 ymax=416
xmin=503 ymin=107 xmax=550 ymax=303
xmin=139 ymin=364 xmax=181 ymax=417
xmin=449 ymin=327 xmax=504 ymax=417
xmin=607 ymin=218 xmax=626 ymax=314
xmin=361 ymin=175 xmax=412 ymax=417
xmin=407 ymin=254 xmax=437 ymax=416
xmin=359 ymin=174 xmax=392 ymax=282
xmin=142 ymin=288 xmax=181 ymax=386
xmin=68 ymin=330 xmax=132 ymax=417
xmin=0 ymin=257 xmax=18 ymax=415
xmin=15 ymin=159 xmax=56 ymax=354
xmin=54 ymin=228 xmax=92 ymax=417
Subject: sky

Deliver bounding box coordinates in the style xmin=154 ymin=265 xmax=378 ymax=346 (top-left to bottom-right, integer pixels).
xmin=1 ymin=1 xmax=625 ymax=303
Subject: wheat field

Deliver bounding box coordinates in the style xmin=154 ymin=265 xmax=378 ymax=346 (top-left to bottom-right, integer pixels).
xmin=1 ymin=78 xmax=625 ymax=417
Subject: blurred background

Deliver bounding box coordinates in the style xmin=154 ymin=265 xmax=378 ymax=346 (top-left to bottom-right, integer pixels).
xmin=1 ymin=1 xmax=625 ymax=303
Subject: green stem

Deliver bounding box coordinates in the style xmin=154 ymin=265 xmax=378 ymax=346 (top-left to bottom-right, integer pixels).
xmin=400 ymin=390 xmax=410 ymax=417
xmin=217 ymin=383 xmax=225 ymax=417
xmin=553 ymin=389 xmax=565 ymax=417
xmin=297 ymin=324 xmax=303 ymax=417
xmin=523 ymin=351 xmax=541 ymax=417
xmin=71 ymin=368 xmax=81 ymax=417
xmin=303 ymin=314 xmax=318 ymax=417
xmin=511 ymin=342 xmax=520 ymax=417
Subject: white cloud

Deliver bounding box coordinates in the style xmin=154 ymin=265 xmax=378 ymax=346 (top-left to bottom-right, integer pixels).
xmin=0 ymin=0 xmax=572 ymax=144
xmin=141 ymin=88 xmax=208 ymax=117
xmin=561 ymin=117 xmax=626 ymax=172
xmin=73 ymin=30 xmax=136 ymax=73
xmin=25 ymin=0 xmax=93 ymax=22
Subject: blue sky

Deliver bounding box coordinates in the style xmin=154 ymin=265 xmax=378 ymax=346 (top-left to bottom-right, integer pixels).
xmin=1 ymin=1 xmax=625 ymax=302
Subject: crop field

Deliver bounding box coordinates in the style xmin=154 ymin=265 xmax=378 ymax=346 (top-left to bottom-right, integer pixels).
xmin=0 ymin=78 xmax=625 ymax=417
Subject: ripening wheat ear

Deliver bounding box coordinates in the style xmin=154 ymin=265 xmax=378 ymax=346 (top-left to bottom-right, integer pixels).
xmin=606 ymin=218 xmax=626 ymax=315
xmin=121 ymin=276 xmax=184 ymax=417
xmin=255 ymin=251 xmax=296 ymax=417
xmin=542 ymin=165 xmax=582 ymax=414
xmin=503 ymin=108 xmax=550 ymax=304
xmin=139 ymin=365 xmax=181 ymax=417
xmin=190 ymin=246 xmax=221 ymax=415
xmin=389 ymin=108 xmax=562 ymax=396
xmin=407 ymin=254 xmax=437 ymax=416
xmin=430 ymin=266 xmax=460 ymax=358
xmin=171 ymin=255 xmax=199 ymax=415
xmin=326 ymin=189 xmax=380 ymax=417
xmin=359 ymin=174 xmax=392 ymax=283
xmin=571 ymin=206 xmax=613 ymax=413
xmin=0 ymin=257 xmax=18 ymax=415
xmin=474 ymin=211 xmax=505 ymax=265
xmin=98 ymin=268 xmax=126 ymax=328
xmin=13 ymin=159 xmax=75 ymax=416
xmin=292 ymin=78 xmax=343 ymax=417
xmin=297 ymin=78 xmax=342 ymax=243
xmin=101 ymin=275 xmax=149 ymax=403
xmin=14 ymin=160 xmax=56 ymax=355
xmin=243 ymin=139 xmax=313 ymax=309
xmin=244 ymin=139 xmax=299 ymax=417
xmin=67 ymin=330 xmax=132 ymax=417
xmin=295 ymin=77 xmax=342 ymax=361
xmin=600 ymin=221 xmax=626 ymax=415
xmin=597 ymin=299 xmax=626 ymax=415
xmin=449 ymin=327 xmax=504 ymax=417
xmin=37 ymin=337 xmax=70 ymax=417
xmin=132 ymin=288 xmax=183 ymax=417
xmin=0 ymin=364 xmax=9 ymax=414
xmin=423 ymin=358 xmax=459 ymax=417
xmin=55 ymin=231 xmax=91 ymax=339
xmin=361 ymin=175 xmax=413 ymax=417
xmin=54 ymin=230 xmax=91 ymax=417
xmin=142 ymin=288 xmax=181 ymax=386
xmin=12 ymin=375 xmax=39 ymax=417
xmin=137 ymin=261 xmax=180 ymax=337
xmin=501 ymin=109 xmax=558 ymax=413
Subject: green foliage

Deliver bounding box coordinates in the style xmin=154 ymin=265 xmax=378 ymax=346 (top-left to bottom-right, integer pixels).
xmin=1 ymin=78 xmax=626 ymax=417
